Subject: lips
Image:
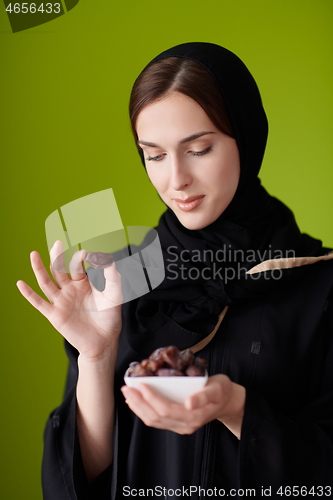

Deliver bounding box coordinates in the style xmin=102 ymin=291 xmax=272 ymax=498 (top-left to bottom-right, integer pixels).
xmin=173 ymin=195 xmax=205 ymax=211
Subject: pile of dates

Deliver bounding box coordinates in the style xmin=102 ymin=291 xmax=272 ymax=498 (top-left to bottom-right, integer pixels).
xmin=126 ymin=345 xmax=207 ymax=377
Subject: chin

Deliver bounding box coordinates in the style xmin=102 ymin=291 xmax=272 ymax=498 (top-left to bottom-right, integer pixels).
xmin=175 ymin=212 xmax=216 ymax=231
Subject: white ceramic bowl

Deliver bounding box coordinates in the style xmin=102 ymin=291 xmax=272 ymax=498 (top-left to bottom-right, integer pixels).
xmin=124 ymin=369 xmax=208 ymax=404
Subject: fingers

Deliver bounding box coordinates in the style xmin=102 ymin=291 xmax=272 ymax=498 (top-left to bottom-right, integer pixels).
xmin=86 ymin=261 xmax=123 ymax=311
xmin=185 ymin=375 xmax=230 ymax=410
xmin=30 ymin=251 xmax=60 ymax=303
xmin=50 ymin=240 xmax=70 ymax=287
xmin=121 ymin=386 xmax=163 ymax=425
xmin=16 ymin=280 xmax=52 ymax=318
xmin=185 ymin=389 xmax=210 ymax=411
xmin=69 ymin=249 xmax=87 ymax=281
xmin=121 ymin=385 xmax=197 ymax=433
xmin=103 ymin=263 xmax=123 ymax=305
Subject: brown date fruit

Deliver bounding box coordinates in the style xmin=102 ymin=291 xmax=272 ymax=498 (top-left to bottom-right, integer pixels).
xmin=149 ymin=347 xmax=166 ymax=363
xmin=156 ymin=368 xmax=184 ymax=377
xmin=194 ymin=357 xmax=208 ymax=369
xmin=141 ymin=358 xmax=163 ymax=372
xmin=181 ymin=349 xmax=195 ymax=367
xmin=185 ymin=365 xmax=205 ymax=377
xmin=160 ymin=346 xmax=182 ymax=370
xmin=128 ymin=363 xmax=154 ymax=377
xmin=147 ymin=359 xmax=163 ymax=372
xmin=126 ymin=361 xmax=140 ymax=376
xmin=85 ymin=252 xmax=114 ymax=269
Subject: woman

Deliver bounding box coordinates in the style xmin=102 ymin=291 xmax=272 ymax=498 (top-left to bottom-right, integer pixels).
xmin=17 ymin=42 xmax=333 ymax=499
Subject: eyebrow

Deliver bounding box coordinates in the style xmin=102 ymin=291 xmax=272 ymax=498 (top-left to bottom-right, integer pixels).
xmin=137 ymin=131 xmax=216 ymax=148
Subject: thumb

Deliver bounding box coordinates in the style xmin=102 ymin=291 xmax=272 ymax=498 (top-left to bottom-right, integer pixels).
xmin=103 ymin=262 xmax=123 ymax=306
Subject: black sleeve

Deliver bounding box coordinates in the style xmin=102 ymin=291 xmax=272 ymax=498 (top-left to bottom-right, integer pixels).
xmin=239 ymin=294 xmax=333 ymax=494
xmin=41 ymin=341 xmax=113 ymax=500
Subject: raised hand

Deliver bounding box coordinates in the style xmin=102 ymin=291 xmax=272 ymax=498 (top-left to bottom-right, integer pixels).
xmin=16 ymin=240 xmax=123 ymax=360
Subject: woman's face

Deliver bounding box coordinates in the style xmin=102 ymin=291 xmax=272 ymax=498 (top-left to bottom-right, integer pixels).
xmin=136 ymin=92 xmax=240 ymax=230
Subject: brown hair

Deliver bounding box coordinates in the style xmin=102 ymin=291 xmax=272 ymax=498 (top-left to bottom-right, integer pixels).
xmin=129 ymin=57 xmax=234 ymax=142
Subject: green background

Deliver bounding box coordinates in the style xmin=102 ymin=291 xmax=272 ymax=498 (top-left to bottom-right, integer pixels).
xmin=1 ymin=1 xmax=332 ymax=498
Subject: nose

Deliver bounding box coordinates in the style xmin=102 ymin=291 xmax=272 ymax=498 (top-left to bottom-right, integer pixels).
xmin=169 ymin=154 xmax=192 ymax=191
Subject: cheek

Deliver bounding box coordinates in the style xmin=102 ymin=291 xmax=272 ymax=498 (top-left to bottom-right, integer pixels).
xmin=145 ymin=167 xmax=168 ymax=195
xmin=210 ymin=149 xmax=240 ymax=193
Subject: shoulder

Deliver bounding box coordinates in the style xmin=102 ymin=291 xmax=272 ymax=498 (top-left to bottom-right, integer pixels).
xmin=244 ymin=257 xmax=333 ymax=330
xmin=298 ymin=258 xmax=333 ymax=296
xmin=253 ymin=253 xmax=333 ymax=301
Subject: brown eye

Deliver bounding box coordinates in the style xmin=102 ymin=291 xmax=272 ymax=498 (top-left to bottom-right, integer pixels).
xmin=146 ymin=154 xmax=165 ymax=161
xmin=191 ymin=146 xmax=212 ymax=156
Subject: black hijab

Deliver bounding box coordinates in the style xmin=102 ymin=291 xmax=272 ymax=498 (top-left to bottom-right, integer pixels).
xmin=122 ymin=42 xmax=325 ymax=358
